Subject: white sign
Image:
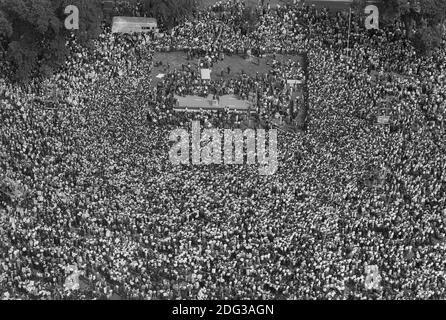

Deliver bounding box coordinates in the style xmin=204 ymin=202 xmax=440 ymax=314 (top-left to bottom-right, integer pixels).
xmin=64 ymin=273 xmax=80 ymax=291
xmin=287 ymin=79 xmax=302 ymax=85
xmin=64 ymin=264 xmax=81 ymax=291
xmin=201 ymin=69 xmax=211 ymax=80
xmin=365 ymin=5 xmax=379 ymax=30
xmin=377 ymin=115 xmax=390 ymax=124
xmin=364 ymin=265 xmax=382 ymax=290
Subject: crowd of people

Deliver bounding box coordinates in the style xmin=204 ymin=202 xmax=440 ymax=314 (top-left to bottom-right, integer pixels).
xmin=1 ymin=0 xmax=445 ymax=300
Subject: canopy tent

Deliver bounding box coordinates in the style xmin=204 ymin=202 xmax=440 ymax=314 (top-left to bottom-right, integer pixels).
xmin=112 ymin=17 xmax=158 ymax=34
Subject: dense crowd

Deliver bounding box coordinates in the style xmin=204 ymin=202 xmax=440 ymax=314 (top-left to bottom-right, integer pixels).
xmin=1 ymin=0 xmax=445 ymax=300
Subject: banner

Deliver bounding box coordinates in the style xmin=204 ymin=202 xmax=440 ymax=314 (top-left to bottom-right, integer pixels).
xmin=201 ymin=69 xmax=211 ymax=80
xmin=377 ymin=115 xmax=390 ymax=124
xmin=364 ymin=265 xmax=381 ymax=290
xmin=287 ymin=79 xmax=303 ymax=85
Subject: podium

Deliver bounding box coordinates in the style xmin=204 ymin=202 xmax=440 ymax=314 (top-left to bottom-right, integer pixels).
xmin=209 ymin=99 xmax=219 ymax=107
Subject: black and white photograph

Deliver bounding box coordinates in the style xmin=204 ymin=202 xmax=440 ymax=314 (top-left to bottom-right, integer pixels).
xmin=0 ymin=0 xmax=445 ymax=310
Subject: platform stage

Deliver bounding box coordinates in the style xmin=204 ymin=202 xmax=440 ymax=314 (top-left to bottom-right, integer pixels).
xmin=174 ymin=94 xmax=252 ymax=112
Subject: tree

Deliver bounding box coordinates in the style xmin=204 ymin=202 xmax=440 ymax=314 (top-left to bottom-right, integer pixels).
xmin=0 ymin=0 xmax=102 ymax=81
xmin=379 ymin=0 xmax=446 ymax=54
xmin=353 ymin=0 xmax=446 ymax=55
xmin=411 ymin=24 xmax=443 ymax=55
xmin=140 ymin=0 xmax=199 ymax=30
xmin=238 ymin=5 xmax=260 ymax=35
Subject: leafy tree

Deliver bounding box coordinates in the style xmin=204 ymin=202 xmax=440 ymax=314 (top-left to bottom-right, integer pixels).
xmin=238 ymin=5 xmax=260 ymax=35
xmin=411 ymin=24 xmax=443 ymax=55
xmin=381 ymin=0 xmax=446 ymax=54
xmin=0 ymin=0 xmax=102 ymax=81
xmin=353 ymin=0 xmax=446 ymax=54
xmin=139 ymin=0 xmax=199 ymax=30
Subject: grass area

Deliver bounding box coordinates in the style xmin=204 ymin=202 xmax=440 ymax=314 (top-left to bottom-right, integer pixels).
xmin=151 ymin=51 xmax=304 ymax=86
xmin=212 ymin=55 xmax=271 ymax=80
xmin=150 ymin=51 xmax=191 ymax=86
xmin=150 ymin=52 xmax=305 ymax=107
xmin=212 ymin=53 xmax=304 ymax=80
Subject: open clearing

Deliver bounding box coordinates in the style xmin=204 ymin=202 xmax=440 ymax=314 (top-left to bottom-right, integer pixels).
xmin=151 ymin=51 xmax=304 ymax=86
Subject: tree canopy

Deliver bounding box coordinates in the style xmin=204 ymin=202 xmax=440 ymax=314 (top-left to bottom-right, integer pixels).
xmin=0 ymin=0 xmax=102 ymax=81
xmin=237 ymin=5 xmax=260 ymax=35
xmin=0 ymin=0 xmax=201 ymax=81
xmin=118 ymin=0 xmax=199 ymax=30
xmin=355 ymin=0 xmax=446 ymax=54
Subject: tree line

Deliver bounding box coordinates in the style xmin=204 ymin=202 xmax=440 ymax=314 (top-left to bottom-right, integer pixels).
xmin=354 ymin=0 xmax=446 ymax=55
xmin=0 ymin=0 xmax=199 ymax=81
